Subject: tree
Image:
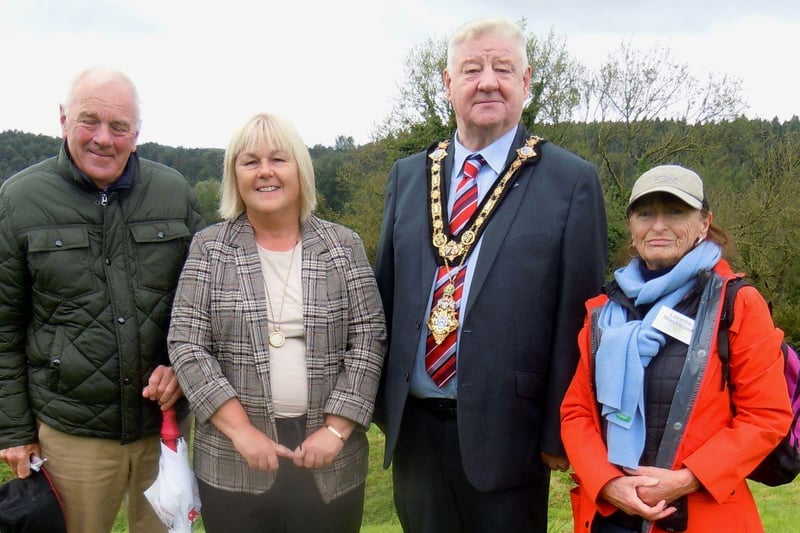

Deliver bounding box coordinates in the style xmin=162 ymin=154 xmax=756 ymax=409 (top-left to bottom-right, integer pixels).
xmin=576 ymin=43 xmax=746 ymax=261
xmin=713 ymin=131 xmax=800 ymax=342
xmin=375 ymin=35 xmax=451 ymax=148
xmin=580 ymin=42 xmax=746 ymax=195
xmin=0 ymin=130 xmax=61 ymax=184
xmin=521 ymin=27 xmax=585 ymax=143
xmin=375 ymin=21 xmax=584 ymax=147
xmin=310 ymin=144 xmax=351 ymax=215
xmin=335 ymin=140 xmax=397 ymax=262
xmin=193 ymin=180 xmax=222 ymax=224
xmin=334 ymin=135 xmax=356 ymax=151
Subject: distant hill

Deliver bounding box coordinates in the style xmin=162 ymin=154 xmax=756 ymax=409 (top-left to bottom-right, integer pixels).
xmin=0 ymin=129 xmax=349 ymax=217
xmin=0 ymin=130 xmax=224 ymax=186
xmin=0 ymin=130 xmax=61 ymax=182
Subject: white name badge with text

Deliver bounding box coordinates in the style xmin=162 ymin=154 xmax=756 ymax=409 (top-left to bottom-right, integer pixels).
xmin=652 ymin=306 xmax=695 ymax=345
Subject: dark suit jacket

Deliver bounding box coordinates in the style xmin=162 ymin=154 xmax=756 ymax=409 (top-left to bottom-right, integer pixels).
xmin=374 ymin=126 xmax=608 ymax=492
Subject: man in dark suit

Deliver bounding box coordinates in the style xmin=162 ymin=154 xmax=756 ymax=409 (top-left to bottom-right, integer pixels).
xmin=374 ymin=17 xmax=608 ymax=532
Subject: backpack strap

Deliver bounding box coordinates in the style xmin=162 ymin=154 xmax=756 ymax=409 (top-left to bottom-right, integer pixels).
xmin=718 ymin=276 xmax=747 ymax=391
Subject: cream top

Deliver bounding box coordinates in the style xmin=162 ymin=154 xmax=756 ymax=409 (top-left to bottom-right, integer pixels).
xmin=257 ymin=241 xmax=307 ymax=417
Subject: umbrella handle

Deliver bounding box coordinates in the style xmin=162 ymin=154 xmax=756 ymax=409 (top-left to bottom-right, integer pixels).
xmin=161 ymin=407 xmax=180 ymax=452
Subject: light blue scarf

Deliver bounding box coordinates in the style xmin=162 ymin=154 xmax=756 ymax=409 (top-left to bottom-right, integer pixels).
xmin=595 ymin=241 xmax=721 ymax=468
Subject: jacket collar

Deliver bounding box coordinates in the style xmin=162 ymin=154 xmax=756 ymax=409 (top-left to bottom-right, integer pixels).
xmin=57 ymin=140 xmax=138 ymax=193
xmin=226 ymin=212 xmax=326 ymax=256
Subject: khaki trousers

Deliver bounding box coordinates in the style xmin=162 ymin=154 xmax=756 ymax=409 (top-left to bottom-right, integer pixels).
xmin=38 ymin=422 xmax=167 ymax=533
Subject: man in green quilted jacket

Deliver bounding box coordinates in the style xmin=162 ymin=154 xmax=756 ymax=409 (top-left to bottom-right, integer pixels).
xmin=0 ymin=67 xmax=205 ymax=533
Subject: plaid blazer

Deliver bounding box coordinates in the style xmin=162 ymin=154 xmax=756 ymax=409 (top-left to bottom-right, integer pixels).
xmin=168 ymin=213 xmax=386 ymax=502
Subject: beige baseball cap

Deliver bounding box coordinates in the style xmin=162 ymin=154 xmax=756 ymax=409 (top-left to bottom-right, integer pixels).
xmin=628 ymin=165 xmax=706 ymax=210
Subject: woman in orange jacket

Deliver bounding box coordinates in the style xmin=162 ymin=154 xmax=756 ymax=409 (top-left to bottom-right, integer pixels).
xmin=561 ymin=165 xmax=792 ymax=532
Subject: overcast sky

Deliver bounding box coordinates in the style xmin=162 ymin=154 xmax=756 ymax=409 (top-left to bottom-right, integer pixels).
xmin=1 ymin=0 xmax=798 ymax=149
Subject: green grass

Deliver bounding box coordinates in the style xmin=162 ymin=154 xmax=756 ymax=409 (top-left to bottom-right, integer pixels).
xmin=751 ymin=480 xmax=800 ymax=531
xmin=3 ymin=426 xmax=797 ymax=532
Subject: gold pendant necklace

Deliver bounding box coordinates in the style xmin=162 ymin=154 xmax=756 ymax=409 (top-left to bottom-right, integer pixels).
xmin=262 ymin=240 xmax=299 ymax=348
xmin=428 ymin=135 xmax=543 ymax=266
xmin=427 ymin=265 xmax=463 ymax=345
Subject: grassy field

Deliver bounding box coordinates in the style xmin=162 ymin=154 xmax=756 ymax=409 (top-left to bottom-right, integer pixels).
xmin=2 ymin=425 xmax=797 ymax=532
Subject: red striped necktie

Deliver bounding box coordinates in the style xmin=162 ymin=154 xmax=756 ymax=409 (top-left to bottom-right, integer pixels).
xmin=425 ymin=154 xmax=485 ymax=387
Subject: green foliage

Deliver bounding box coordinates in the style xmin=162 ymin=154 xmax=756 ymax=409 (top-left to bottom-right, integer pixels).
xmin=376 ymin=35 xmax=451 ymax=140
xmin=0 ymin=130 xmax=61 ymax=186
xmin=310 ymin=143 xmax=355 ymax=214
xmin=4 ymin=115 xmax=800 ymax=341
xmin=522 ymin=26 xmax=585 ymax=135
xmin=711 ymin=130 xmax=800 ymax=344
xmin=136 ymin=143 xmax=224 ymax=187
xmin=581 ymin=42 xmax=744 ymax=207
xmin=0 ymin=132 xmax=224 ymax=190
xmin=375 ymin=19 xmax=585 ymax=146
xmin=193 ymin=180 xmax=222 ymax=225
xmin=335 ymin=140 xmax=397 ymax=263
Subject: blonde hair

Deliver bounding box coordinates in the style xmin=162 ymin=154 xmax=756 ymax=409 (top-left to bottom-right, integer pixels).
xmin=219 ymin=113 xmax=317 ymax=222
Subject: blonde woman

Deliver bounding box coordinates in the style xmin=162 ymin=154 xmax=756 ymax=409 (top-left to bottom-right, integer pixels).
xmin=168 ymin=113 xmax=386 ymax=532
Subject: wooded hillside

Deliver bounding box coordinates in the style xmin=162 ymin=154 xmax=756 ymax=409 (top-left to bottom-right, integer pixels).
xmin=2 ymin=119 xmax=798 ymax=344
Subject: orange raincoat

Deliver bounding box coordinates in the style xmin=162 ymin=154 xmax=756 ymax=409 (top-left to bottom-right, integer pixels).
xmin=561 ymin=261 xmax=792 ymax=532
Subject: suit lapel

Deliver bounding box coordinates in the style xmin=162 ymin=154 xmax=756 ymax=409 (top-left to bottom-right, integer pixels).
xmin=464 ymin=127 xmax=534 ymax=315
xmin=298 ymin=218 xmax=324 ymax=408
xmin=229 ymin=217 xmax=272 ymax=377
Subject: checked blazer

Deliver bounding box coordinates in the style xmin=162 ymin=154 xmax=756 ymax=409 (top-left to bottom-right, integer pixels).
xmin=168 ymin=213 xmax=386 ymax=503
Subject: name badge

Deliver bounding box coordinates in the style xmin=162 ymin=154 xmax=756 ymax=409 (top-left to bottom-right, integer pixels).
xmin=652 ymin=306 xmax=695 ymax=345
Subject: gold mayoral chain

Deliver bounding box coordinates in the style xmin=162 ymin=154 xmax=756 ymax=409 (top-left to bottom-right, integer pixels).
xmin=264 ymin=240 xmax=299 ymax=348
xmin=426 ymin=136 xmax=543 ymax=345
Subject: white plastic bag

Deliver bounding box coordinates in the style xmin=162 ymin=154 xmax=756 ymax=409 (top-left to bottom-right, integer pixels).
xmin=144 ymin=437 xmax=201 ymax=533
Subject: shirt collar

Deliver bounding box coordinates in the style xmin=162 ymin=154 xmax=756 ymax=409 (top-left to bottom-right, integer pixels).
xmin=452 ymin=125 xmax=518 ymax=176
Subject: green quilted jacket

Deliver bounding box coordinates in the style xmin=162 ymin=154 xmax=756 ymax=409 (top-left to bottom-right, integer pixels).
xmin=0 ymin=143 xmax=205 ymax=446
